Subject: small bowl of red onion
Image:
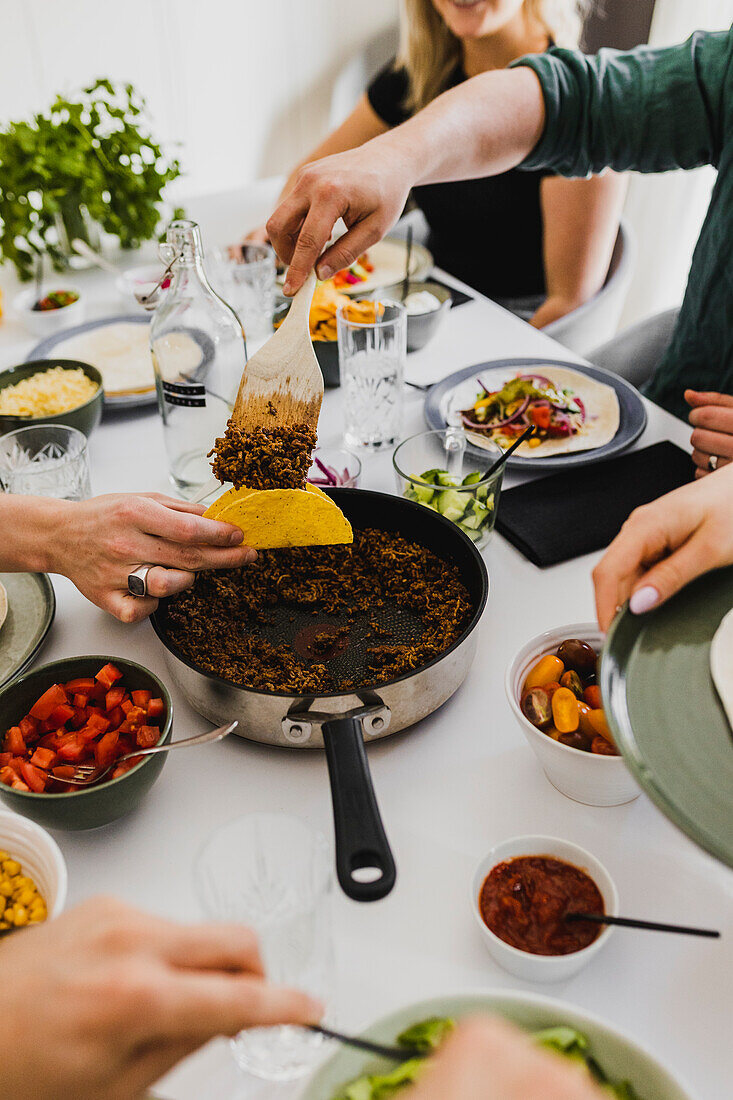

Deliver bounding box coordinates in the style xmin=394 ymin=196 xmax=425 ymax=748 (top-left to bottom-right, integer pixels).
xmin=307 ymin=447 xmax=362 ymax=490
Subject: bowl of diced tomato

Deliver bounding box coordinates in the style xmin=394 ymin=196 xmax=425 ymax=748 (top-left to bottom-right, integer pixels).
xmin=0 ymin=656 xmax=172 ymax=830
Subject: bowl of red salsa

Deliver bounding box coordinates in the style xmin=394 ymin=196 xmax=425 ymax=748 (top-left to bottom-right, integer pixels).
xmin=0 ymin=656 xmax=173 ymax=830
xmin=471 ymin=835 xmax=619 ymax=981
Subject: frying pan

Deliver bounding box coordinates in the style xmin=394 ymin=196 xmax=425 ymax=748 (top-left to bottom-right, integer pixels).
xmin=151 ymin=489 xmax=488 ymax=902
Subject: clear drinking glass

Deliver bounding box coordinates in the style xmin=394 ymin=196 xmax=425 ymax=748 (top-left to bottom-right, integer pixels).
xmin=194 ymin=813 xmax=333 ymax=1081
xmin=0 ymin=425 xmax=91 ymax=499
xmin=338 ymin=300 xmax=406 ymax=449
xmin=150 ymin=220 xmax=246 ymax=498
xmin=393 ymin=428 xmax=504 ymax=548
xmin=210 ymin=243 xmax=277 ymax=348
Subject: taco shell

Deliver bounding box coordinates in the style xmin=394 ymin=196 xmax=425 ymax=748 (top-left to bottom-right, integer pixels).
xmin=203 ymin=486 xmax=248 ymax=520
xmin=204 ymin=481 xmax=327 ymax=521
xmin=212 ymin=487 xmax=353 ymax=548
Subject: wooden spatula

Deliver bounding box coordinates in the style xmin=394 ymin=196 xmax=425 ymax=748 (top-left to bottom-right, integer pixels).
xmin=230 ymin=269 xmax=323 ymax=431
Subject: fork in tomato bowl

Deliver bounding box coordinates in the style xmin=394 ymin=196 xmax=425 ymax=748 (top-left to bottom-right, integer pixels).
xmin=60 ymin=722 xmax=237 ymax=787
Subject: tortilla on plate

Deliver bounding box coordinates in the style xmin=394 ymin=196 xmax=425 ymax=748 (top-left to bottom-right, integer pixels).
xmin=456 ymin=365 xmax=620 ymax=458
xmin=710 ymin=606 xmax=733 ymax=730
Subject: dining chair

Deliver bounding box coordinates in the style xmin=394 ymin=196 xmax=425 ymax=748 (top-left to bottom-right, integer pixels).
xmin=587 ymin=307 xmax=681 ymax=389
xmin=541 ymin=219 xmax=636 ymax=356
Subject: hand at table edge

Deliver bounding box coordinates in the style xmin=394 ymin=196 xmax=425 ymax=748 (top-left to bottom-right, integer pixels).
xmin=0 ymin=492 xmax=256 ymax=624
xmin=404 ymin=1017 xmax=606 ymax=1099
xmin=593 ymin=461 xmax=733 ymax=630
xmin=0 ymin=895 xmax=321 ymax=1100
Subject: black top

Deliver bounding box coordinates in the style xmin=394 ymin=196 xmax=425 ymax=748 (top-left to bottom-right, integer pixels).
xmin=367 ymin=60 xmax=551 ymax=300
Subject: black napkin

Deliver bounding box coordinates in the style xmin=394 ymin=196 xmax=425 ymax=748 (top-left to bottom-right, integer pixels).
xmin=495 ymin=441 xmax=694 ymax=567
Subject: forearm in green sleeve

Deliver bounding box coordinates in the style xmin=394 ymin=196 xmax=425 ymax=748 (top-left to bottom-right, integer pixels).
xmin=511 ymin=29 xmax=731 ymax=177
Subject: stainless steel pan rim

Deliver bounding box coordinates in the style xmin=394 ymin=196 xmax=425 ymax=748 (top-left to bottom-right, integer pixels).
xmin=155 ymin=625 xmax=484 ymax=748
xmin=150 ymin=567 xmax=487 ymax=705
xmin=150 ymin=488 xmax=489 ymax=903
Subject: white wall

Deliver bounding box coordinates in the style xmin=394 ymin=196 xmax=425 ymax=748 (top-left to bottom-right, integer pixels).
xmin=618 ymin=0 xmax=733 ymax=328
xmin=0 ymin=0 xmax=399 ymax=199
xmin=4 ymin=0 xmax=732 ymax=332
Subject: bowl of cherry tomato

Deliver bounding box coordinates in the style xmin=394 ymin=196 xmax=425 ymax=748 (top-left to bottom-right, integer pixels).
xmin=505 ymin=624 xmax=639 ymax=806
xmin=0 ymin=656 xmax=172 ymax=830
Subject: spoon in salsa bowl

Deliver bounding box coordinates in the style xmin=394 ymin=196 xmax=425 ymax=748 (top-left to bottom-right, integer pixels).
xmin=565 ymin=912 xmax=720 ymax=938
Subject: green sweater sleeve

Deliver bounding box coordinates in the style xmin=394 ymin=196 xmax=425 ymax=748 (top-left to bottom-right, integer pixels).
xmin=511 ymin=29 xmax=733 ymax=177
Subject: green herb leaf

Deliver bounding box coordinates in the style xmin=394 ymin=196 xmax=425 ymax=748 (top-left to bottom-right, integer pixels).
xmin=0 ymin=78 xmax=182 ymax=280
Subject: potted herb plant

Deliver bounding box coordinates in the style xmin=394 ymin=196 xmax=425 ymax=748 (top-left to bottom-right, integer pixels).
xmin=0 ymin=79 xmax=181 ymax=281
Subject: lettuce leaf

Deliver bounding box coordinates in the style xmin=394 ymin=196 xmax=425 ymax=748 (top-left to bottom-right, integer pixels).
xmin=331 ymin=1018 xmax=643 ymax=1100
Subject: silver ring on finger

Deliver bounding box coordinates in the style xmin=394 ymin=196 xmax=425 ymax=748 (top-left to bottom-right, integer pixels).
xmin=127 ymin=564 xmax=155 ymax=597
xmin=708 ymin=455 xmax=719 ymax=472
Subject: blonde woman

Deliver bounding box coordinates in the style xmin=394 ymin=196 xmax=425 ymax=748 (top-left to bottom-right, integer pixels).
xmin=245 ymin=0 xmax=626 ymax=327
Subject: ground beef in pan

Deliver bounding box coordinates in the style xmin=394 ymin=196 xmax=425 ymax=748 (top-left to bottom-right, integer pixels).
xmin=165 ymin=528 xmax=473 ymax=693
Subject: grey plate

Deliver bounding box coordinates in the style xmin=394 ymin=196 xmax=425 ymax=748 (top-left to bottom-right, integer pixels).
xmin=0 ymin=572 xmax=55 ymax=689
xmin=424 ymin=358 xmax=647 ymax=471
xmin=28 ymin=315 xmax=156 ymax=409
xmin=602 ymin=566 xmax=733 ymax=868
xmin=302 ymin=992 xmax=691 ymax=1100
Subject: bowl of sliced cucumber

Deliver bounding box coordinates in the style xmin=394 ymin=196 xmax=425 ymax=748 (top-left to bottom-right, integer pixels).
xmin=392 ymin=428 xmax=504 ymax=548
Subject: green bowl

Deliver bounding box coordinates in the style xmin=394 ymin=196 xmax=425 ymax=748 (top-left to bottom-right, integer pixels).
xmin=304 ymin=992 xmax=692 ymax=1100
xmin=0 ymin=656 xmax=173 ymax=830
xmin=0 ymin=359 xmax=104 ymax=438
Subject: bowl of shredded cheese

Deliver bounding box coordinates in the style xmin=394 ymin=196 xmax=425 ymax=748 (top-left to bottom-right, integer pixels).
xmin=0 ymin=360 xmax=104 ymax=437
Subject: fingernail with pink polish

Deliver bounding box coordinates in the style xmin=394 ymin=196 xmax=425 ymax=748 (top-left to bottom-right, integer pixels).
xmin=629 ymin=586 xmax=660 ymax=614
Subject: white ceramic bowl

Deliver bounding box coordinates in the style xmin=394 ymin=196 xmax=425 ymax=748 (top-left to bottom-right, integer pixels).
xmin=471 ymin=835 xmax=619 ymax=982
xmin=303 ymin=991 xmax=692 ymax=1100
xmin=13 ymin=287 xmax=84 ymax=337
xmin=0 ymin=810 xmax=67 ymax=919
xmin=506 ymin=622 xmax=640 ymax=806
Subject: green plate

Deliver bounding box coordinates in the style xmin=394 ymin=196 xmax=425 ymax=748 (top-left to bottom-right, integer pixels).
xmin=602 ymin=566 xmax=733 ymax=867
xmin=0 ymin=572 xmax=55 ymax=689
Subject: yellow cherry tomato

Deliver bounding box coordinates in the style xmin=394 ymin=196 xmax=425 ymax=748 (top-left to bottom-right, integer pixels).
xmin=524 ymin=654 xmax=564 ymax=692
xmin=551 ymin=686 xmax=580 ymax=733
xmin=587 ymin=709 xmax=615 ymax=747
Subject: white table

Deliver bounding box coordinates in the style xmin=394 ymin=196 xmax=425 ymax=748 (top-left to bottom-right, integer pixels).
xmin=0 ymin=213 xmax=730 ymax=1100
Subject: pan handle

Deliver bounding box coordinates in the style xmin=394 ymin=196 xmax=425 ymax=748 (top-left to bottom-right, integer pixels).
xmin=321 ymin=715 xmax=396 ymax=903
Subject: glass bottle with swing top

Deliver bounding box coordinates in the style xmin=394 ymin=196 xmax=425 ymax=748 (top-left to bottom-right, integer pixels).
xmin=149 ymin=219 xmax=245 ymax=497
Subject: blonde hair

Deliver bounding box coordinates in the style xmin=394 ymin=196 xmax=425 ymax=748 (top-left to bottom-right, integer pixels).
xmin=397 ymin=0 xmax=589 ymax=112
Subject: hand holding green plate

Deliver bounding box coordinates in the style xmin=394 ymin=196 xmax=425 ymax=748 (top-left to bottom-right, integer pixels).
xmin=602 ymin=566 xmax=733 ymax=868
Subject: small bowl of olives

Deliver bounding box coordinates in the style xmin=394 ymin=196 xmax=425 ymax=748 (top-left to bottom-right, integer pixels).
xmin=505 ymin=623 xmax=640 ymax=807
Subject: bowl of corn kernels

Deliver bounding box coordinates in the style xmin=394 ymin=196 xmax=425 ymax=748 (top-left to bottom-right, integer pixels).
xmin=0 ymin=811 xmax=66 ymax=933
